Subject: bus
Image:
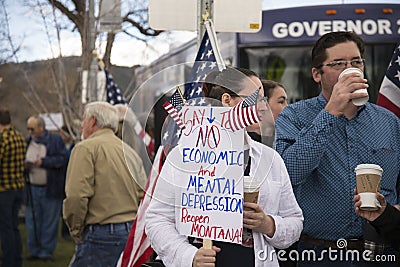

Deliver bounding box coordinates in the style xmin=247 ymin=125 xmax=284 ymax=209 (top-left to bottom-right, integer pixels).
xmin=132 ymin=3 xmax=399 ymax=146
xmin=237 ymin=3 xmax=399 ymax=103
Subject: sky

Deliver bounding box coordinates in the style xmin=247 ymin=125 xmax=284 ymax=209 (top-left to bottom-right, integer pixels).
xmin=4 ymin=0 xmax=398 ymax=67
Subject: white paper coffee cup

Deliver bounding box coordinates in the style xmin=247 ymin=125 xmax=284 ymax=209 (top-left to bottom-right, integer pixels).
xmin=338 ymin=67 xmax=368 ymax=106
xmin=354 ymin=164 xmax=383 ymax=211
xmin=243 ymin=176 xmax=260 ymax=210
xmin=359 ymin=192 xmax=381 ymax=211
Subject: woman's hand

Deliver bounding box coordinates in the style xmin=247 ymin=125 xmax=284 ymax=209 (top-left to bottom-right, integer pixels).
xmin=243 ymin=202 xmax=275 ymax=237
xmin=354 ymin=189 xmax=387 ymax=222
xmin=192 ymin=246 xmax=221 ymax=267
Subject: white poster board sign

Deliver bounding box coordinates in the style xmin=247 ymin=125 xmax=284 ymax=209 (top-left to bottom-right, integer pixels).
xmin=149 ymin=0 xmax=262 ymax=33
xmin=172 ymin=105 xmax=244 ymax=244
xmin=39 ymin=113 xmax=63 ymax=131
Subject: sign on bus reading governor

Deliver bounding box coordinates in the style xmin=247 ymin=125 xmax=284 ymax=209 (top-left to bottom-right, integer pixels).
xmin=169 ymin=105 xmax=245 ymax=244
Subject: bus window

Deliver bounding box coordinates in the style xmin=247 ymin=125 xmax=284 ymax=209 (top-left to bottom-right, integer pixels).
xmin=241 ymin=43 xmax=396 ymax=104
xmin=240 ymin=46 xmax=319 ymax=104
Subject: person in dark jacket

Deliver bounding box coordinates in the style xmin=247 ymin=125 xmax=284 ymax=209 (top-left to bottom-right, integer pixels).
xmin=0 ymin=109 xmax=26 ymax=267
xmin=354 ymin=191 xmax=400 ymax=247
xmin=25 ymin=116 xmax=67 ymax=261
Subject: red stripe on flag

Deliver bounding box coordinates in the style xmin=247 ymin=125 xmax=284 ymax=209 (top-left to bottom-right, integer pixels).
xmin=377 ymin=93 xmax=400 ymax=118
xmin=229 ymin=106 xmax=238 ymax=131
xmin=164 ymin=103 xmax=185 ymax=129
xmin=243 ymin=107 xmax=251 ymax=127
xmin=119 ymin=148 xmax=165 ymax=267
xmin=236 ymin=103 xmax=245 ymax=130
xmin=249 ymin=106 xmax=259 ymax=125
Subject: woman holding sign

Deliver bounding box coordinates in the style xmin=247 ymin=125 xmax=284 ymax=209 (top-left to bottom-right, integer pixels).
xmin=146 ymin=67 xmax=303 ymax=267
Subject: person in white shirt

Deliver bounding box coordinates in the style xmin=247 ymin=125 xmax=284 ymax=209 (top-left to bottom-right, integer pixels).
xmin=146 ymin=67 xmax=303 ymax=267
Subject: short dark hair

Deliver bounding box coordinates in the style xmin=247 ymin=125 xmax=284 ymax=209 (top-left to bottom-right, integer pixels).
xmin=0 ymin=110 xmax=11 ymax=125
xmin=261 ymin=80 xmax=285 ymax=99
xmin=206 ymin=67 xmax=259 ymax=102
xmin=312 ymin=31 xmax=365 ymax=69
xmin=201 ymin=70 xmax=220 ymax=98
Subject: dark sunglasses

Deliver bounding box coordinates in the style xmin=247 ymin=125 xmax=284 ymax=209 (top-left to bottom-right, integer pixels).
xmin=27 ymin=127 xmax=35 ymax=131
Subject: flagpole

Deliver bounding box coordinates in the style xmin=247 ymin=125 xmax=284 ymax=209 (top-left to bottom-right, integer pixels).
xmin=204 ymin=19 xmax=226 ymax=71
xmin=176 ymin=86 xmax=187 ymax=105
xmin=197 ymin=0 xmax=207 ymax=48
xmin=197 ymin=2 xmax=214 ymax=250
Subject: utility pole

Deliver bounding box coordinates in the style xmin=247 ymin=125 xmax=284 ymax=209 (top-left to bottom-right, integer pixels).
xmin=87 ymin=0 xmax=98 ymax=102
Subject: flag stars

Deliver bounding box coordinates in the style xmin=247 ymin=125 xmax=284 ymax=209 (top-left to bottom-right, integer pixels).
xmin=175 ymin=128 xmax=181 ymax=137
xmin=200 ymin=62 xmax=207 ymax=71
xmin=209 ymin=62 xmax=216 ymax=69
xmin=395 ymin=56 xmax=400 ymax=66
xmin=196 ymin=87 xmax=202 ymax=96
xmin=395 ymin=70 xmax=400 ymax=81
xmin=206 ymin=49 xmax=213 ymax=58
xmin=163 ymin=131 xmax=169 ymax=140
xmin=105 ymin=69 xmax=127 ymax=105
xmin=198 ymin=98 xmax=206 ymax=106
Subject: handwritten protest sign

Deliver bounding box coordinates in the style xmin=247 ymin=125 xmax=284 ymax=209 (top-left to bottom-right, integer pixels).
xmin=171 ymin=105 xmax=245 ymax=244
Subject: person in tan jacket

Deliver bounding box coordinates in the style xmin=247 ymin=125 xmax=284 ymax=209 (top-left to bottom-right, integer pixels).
xmin=63 ymin=101 xmax=147 ymax=267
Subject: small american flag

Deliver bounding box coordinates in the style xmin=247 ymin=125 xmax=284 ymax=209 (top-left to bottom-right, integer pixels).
xmin=377 ymin=44 xmax=400 ymax=118
xmin=105 ymin=69 xmax=127 ymax=105
xmin=163 ymin=88 xmax=185 ymax=129
xmin=228 ymin=88 xmax=261 ymax=132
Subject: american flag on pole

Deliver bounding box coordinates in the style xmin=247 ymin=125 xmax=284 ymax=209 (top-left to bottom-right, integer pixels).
xmin=163 ymin=88 xmax=185 ymax=129
xmin=160 ymin=29 xmax=222 ymax=153
xmin=118 ymin=29 xmax=223 ymax=267
xmin=105 ymin=68 xmax=155 ymax=156
xmin=228 ymin=88 xmax=262 ymax=132
xmin=376 ymin=44 xmax=400 ymax=118
xmin=105 ymin=69 xmax=127 ymax=105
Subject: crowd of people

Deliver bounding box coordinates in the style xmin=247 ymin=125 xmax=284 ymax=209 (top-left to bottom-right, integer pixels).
xmin=0 ymin=31 xmax=399 ymax=267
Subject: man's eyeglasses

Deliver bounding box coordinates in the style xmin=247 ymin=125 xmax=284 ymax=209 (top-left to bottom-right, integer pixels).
xmin=318 ymin=58 xmax=365 ymax=70
xmin=27 ymin=127 xmax=35 ymax=131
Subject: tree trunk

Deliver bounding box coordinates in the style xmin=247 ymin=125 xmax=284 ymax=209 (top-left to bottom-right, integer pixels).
xmin=104 ymin=32 xmax=115 ymax=69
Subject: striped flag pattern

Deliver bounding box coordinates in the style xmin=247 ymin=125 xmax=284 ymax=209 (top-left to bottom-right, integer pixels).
xmin=376 ymin=44 xmax=400 ymax=118
xmin=134 ymin=121 xmax=155 ymax=157
xmin=163 ymin=89 xmax=185 ymax=129
xmin=118 ymin=148 xmax=165 ymax=267
xmin=228 ymin=88 xmax=261 ymax=132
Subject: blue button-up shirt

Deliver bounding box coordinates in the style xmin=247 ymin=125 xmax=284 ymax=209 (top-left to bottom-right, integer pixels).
xmin=275 ymin=93 xmax=400 ymax=240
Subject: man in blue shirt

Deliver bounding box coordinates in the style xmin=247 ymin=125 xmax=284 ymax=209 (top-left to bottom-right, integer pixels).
xmin=25 ymin=116 xmax=68 ymax=261
xmin=275 ymin=31 xmax=400 ymax=266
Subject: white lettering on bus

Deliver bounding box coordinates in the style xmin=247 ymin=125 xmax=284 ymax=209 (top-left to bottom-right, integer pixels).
xmin=397 ymin=19 xmax=400 ymax=34
xmin=272 ymin=19 xmax=392 ymax=38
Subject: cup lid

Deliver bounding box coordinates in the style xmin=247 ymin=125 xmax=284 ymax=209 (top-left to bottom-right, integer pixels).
xmin=338 ymin=67 xmax=364 ymax=79
xmin=243 ymin=175 xmax=261 ymax=191
xmin=354 ymin=164 xmax=383 ymax=172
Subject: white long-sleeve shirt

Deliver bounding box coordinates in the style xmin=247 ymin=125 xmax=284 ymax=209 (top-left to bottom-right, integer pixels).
xmin=146 ymin=136 xmax=303 ymax=267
